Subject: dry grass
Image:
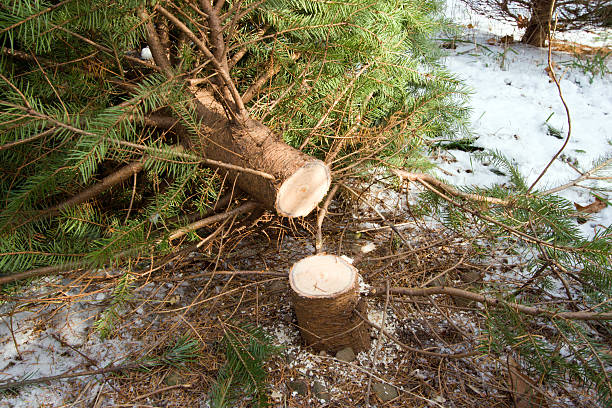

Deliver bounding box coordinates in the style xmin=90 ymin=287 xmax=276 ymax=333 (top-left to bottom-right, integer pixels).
xmin=551 ymin=39 xmax=611 ymax=56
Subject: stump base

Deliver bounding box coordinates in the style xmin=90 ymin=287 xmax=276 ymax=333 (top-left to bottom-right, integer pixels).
xmin=289 ymin=254 xmax=370 ymax=353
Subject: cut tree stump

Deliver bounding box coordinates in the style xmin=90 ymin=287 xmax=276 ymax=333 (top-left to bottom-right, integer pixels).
xmin=191 ymin=88 xmax=331 ymax=217
xmin=289 ymin=254 xmax=370 ymax=353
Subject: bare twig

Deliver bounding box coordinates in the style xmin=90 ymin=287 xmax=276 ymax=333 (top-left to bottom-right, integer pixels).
xmin=421 ymin=247 xmax=469 ymax=287
xmin=0 ymin=0 xmax=73 ymax=35
xmin=160 ymin=270 xmax=287 ymax=282
xmin=168 ymin=201 xmax=259 ymax=241
xmin=369 ymin=286 xmax=612 ymax=321
xmin=339 ymin=181 xmax=410 ymax=246
xmin=356 ymin=310 xmax=479 ymax=359
xmin=528 ymin=0 xmax=572 ymax=193
xmin=315 ymin=185 xmax=339 ymax=253
xmin=133 ymin=383 xmax=193 ymax=400
xmin=365 ymin=281 xmax=390 ymax=406
xmin=124 ymin=172 xmax=138 ymax=224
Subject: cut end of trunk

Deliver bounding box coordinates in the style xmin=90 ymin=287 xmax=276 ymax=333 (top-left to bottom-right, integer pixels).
xmin=289 ymin=254 xmax=370 ymax=352
xmin=276 ymin=161 xmax=331 ymax=217
xmin=290 ymin=254 xmax=356 ymax=297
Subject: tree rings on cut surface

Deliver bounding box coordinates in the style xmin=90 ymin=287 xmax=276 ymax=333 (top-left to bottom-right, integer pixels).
xmin=289 ymin=254 xmax=370 ymax=353
xmin=276 ymin=161 xmax=330 ymax=217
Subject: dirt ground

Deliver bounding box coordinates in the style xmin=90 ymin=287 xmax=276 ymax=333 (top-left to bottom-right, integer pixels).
xmin=1 ymin=179 xmax=602 ymax=408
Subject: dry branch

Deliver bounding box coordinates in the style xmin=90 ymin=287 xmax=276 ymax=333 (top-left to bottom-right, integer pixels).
xmin=365 ymin=281 xmax=390 ymax=406
xmin=0 ymin=262 xmax=84 ymax=286
xmin=315 ymin=184 xmax=339 ymax=253
xmin=370 ymin=286 xmax=612 ymax=320
xmin=45 ymin=160 xmax=145 ymax=218
xmin=168 ymin=201 xmax=259 ymax=241
xmin=392 ymin=169 xmax=510 ymax=206
xmin=0 ymin=362 xmax=143 ymax=391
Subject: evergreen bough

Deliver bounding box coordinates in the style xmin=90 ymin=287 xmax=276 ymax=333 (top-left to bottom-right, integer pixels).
xmin=0 ymin=0 xmax=468 ymax=277
xmin=416 ymin=150 xmax=612 ymax=405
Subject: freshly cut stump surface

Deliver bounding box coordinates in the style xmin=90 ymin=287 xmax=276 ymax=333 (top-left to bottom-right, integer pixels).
xmin=289 ymin=254 xmax=370 ymax=353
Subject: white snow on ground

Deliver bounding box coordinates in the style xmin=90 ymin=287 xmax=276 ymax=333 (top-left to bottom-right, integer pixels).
xmin=446 ymin=0 xmax=611 ymax=47
xmin=0 ymin=277 xmax=140 ymax=408
xmin=438 ymin=0 xmax=612 ymax=238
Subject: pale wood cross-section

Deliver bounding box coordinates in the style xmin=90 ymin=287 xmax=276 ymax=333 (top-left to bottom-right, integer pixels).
xmin=289 ymin=254 xmax=370 ymax=352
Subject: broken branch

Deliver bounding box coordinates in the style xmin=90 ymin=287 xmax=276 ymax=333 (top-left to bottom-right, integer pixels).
xmin=392 ymin=169 xmax=510 ymax=206
xmin=369 ymin=286 xmax=612 ymax=320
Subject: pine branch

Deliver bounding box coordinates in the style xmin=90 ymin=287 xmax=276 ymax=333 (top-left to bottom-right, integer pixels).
xmin=155 ymin=4 xmax=247 ymax=117
xmin=415 ymin=175 xmax=594 ymax=253
xmin=0 ymin=127 xmax=56 ymax=151
xmin=51 ymin=25 xmax=160 ymax=71
xmin=542 ymin=157 xmax=612 ymax=196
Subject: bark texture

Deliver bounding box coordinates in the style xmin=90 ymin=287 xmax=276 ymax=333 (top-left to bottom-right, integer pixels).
xmin=522 ymin=0 xmax=554 ymax=46
xmin=142 ymin=5 xmax=330 ymax=218
xmin=289 ymin=254 xmax=370 ymax=353
xmin=191 ymin=89 xmax=330 ymax=217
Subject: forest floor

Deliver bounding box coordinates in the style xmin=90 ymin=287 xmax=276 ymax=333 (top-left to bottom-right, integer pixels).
xmin=1 ymin=3 xmax=611 ymax=408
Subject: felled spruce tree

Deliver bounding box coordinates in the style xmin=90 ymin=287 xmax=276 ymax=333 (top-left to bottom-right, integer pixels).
xmin=0 ymin=0 xmax=468 ymax=277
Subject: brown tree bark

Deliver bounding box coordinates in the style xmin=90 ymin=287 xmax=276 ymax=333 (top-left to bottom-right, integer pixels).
xmin=191 ymin=89 xmax=331 ymax=217
xmin=522 ymin=0 xmax=555 ymax=46
xmin=289 ymin=254 xmax=371 ymax=353
xmin=142 ymin=6 xmax=331 ymax=218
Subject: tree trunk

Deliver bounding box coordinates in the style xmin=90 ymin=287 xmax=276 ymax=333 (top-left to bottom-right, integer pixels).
xmin=289 ymin=254 xmax=371 ymax=353
xmin=142 ymin=7 xmax=331 ymax=218
xmin=191 ymin=88 xmax=331 ymax=217
xmin=521 ymin=0 xmax=554 ymax=46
